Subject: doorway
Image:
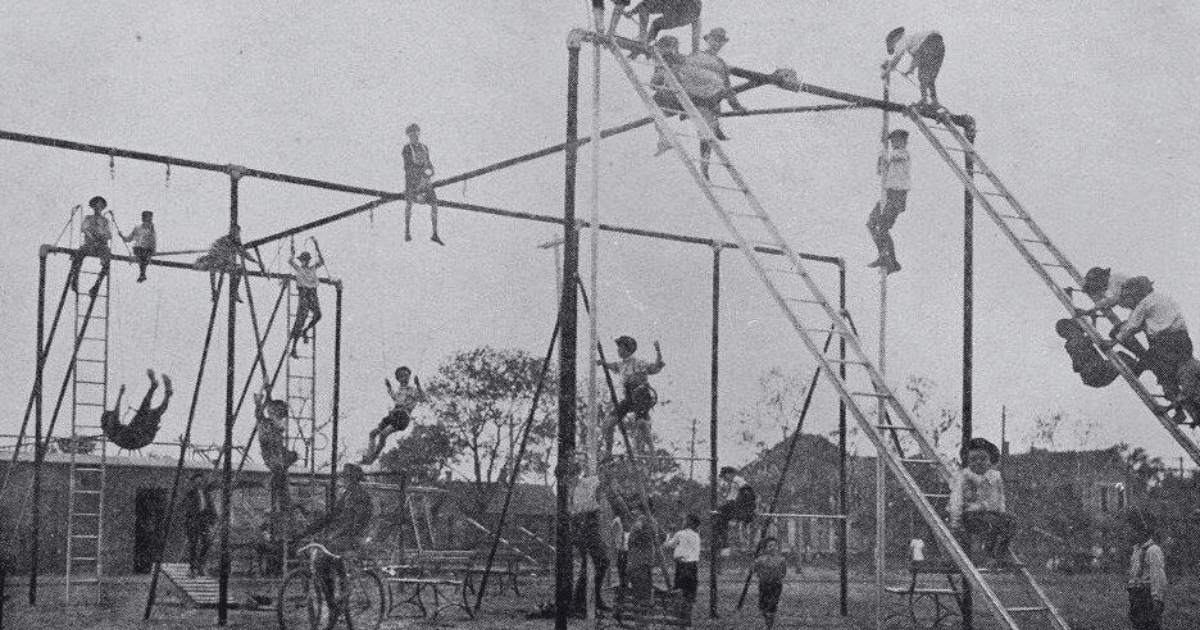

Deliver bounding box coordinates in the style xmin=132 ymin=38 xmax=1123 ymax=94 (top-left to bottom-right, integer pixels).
xmin=134 ymin=487 xmax=168 ymax=573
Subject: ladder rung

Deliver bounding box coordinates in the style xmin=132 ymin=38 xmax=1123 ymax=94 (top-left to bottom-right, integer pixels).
xmin=901 ymin=458 xmax=937 ymax=464
xmin=1005 ymin=606 xmax=1048 ymax=613
xmin=802 ymin=327 xmax=847 ymax=336
xmin=851 ymin=391 xmax=889 ymax=398
xmin=74 ymin=402 xmax=105 ymax=407
xmin=70 ymin=557 xmax=98 ymax=562
xmin=1040 ymin=261 xmax=1066 ymax=268
xmin=877 ymin=425 xmax=915 ymax=431
xmin=73 ymin=513 xmax=101 ymax=518
xmin=76 ymin=358 xmax=107 ymax=364
xmin=999 ymin=214 xmax=1030 ymax=221
xmin=82 ymin=336 xmax=108 ymax=342
xmin=709 ymin=183 xmax=748 ymax=192
xmin=74 ymin=490 xmax=102 ymax=495
xmin=944 ymin=146 xmax=972 ymax=153
xmin=1019 ymin=238 xmax=1048 ymax=245
xmin=978 ymin=191 xmax=1007 ymax=197
xmin=75 ymin=380 xmax=106 ymax=385
xmin=783 ymin=297 xmax=825 ymax=305
xmin=827 ymin=359 xmax=868 ymax=365
xmin=71 ymin=534 xmax=99 ymax=539
xmin=924 ymin=493 xmax=950 ymax=499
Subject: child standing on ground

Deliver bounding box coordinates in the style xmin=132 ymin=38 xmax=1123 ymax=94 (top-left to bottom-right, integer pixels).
xmin=288 ymin=240 xmax=324 ymax=358
xmin=361 ymin=366 xmax=426 ymax=465
xmin=949 ymin=437 xmax=1016 ymax=567
xmin=1125 ymin=509 xmax=1167 ymax=630
xmin=626 ymin=502 xmax=656 ymax=607
xmin=119 ymin=211 xmax=156 ymax=283
xmin=600 ymin=336 xmax=665 ymax=456
xmin=752 ymin=537 xmax=787 ymax=630
xmin=867 ymin=129 xmax=910 ymax=274
xmin=663 ymin=514 xmax=701 ymax=621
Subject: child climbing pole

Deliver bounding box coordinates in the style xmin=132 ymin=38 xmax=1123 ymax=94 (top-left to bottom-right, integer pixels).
xmin=867 ymin=129 xmax=911 ymax=274
xmin=403 ymin=123 xmax=443 ymax=245
xmin=194 ymin=225 xmax=258 ymax=303
xmin=712 ymin=465 xmax=756 ymax=556
xmin=181 ymin=470 xmax=216 ymax=577
xmin=288 ymin=239 xmax=324 ymax=359
xmin=599 ymin=336 xmax=664 ymax=457
xmin=880 ymin=27 xmax=945 ymax=110
xmin=360 ymin=366 xmax=426 ymax=466
xmin=119 ymin=211 xmax=157 ymax=283
xmin=255 ymin=391 xmax=298 ymax=472
xmin=67 ymin=195 xmax=113 ymax=296
xmin=101 ymin=369 xmax=173 ymax=450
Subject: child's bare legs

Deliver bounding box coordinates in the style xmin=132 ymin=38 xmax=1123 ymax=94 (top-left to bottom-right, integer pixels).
xmin=404 ymin=199 xmax=414 ymax=242
xmin=429 ymin=200 xmax=443 ymax=245
xmin=139 ymin=369 xmax=159 ymax=412
xmin=361 ymin=425 xmax=396 ymax=465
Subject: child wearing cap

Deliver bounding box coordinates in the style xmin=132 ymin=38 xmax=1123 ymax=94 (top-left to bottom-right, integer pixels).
xmin=403 ymin=123 xmax=443 ymax=245
xmin=288 ymin=239 xmax=324 ymax=358
xmin=752 ymin=537 xmax=787 ymax=629
xmin=867 ymin=128 xmax=910 ymax=273
xmin=1080 ymin=267 xmax=1135 ymax=315
xmin=1105 ymin=277 xmax=1193 ymax=401
xmin=599 ymin=336 xmax=665 ymax=456
xmin=880 ymin=27 xmax=945 ymax=109
xmin=949 ymin=437 xmax=1016 ymax=567
xmin=361 ymin=366 xmax=426 ymax=465
xmin=68 ymin=196 xmax=113 ymax=295
xmin=119 ymin=211 xmax=156 ymax=282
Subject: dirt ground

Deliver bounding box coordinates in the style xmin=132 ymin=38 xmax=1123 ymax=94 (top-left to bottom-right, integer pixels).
xmin=4 ymin=568 xmax=1198 ymax=629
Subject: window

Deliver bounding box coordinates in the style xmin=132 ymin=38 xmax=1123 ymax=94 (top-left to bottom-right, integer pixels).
xmin=1096 ymin=483 xmax=1126 ymax=514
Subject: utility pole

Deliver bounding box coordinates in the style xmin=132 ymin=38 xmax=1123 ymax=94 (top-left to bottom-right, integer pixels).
xmin=688 ymin=416 xmax=699 ymax=481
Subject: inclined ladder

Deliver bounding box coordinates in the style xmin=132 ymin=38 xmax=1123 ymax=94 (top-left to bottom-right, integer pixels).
xmin=66 ymin=262 xmax=110 ymax=603
xmin=908 ymin=108 xmax=1200 ymax=468
xmin=599 ymin=32 xmax=1067 ymax=630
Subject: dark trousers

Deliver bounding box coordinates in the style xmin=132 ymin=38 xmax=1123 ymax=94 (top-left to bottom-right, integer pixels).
xmin=674 ymin=561 xmax=697 ymax=619
xmin=867 ymin=190 xmax=908 ymax=262
xmin=290 ymin=288 xmax=322 ymax=341
xmin=571 ymin=512 xmax=610 ymax=609
xmin=617 ymin=550 xmax=629 ymax=590
xmin=758 ymin=580 xmax=782 ymax=615
xmin=629 ymin=565 xmax=653 ymax=606
xmin=1128 ymin=587 xmax=1163 ymax=630
xmin=960 ymin=511 xmax=1016 ymax=560
xmin=68 ymin=244 xmax=111 ymax=294
xmin=713 ymin=494 xmax=756 ymax=549
xmin=132 ymin=246 xmax=153 ymax=279
xmin=1138 ymin=329 xmax=1193 ymax=397
xmin=914 ymin=33 xmax=945 ymax=102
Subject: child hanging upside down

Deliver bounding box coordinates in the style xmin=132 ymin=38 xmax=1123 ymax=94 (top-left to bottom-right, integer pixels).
xmin=949 ymin=437 xmax=1016 ymax=568
xmin=361 ymin=366 xmax=426 ymax=466
xmin=288 ymin=240 xmax=324 ymax=358
xmin=599 ymin=336 xmax=665 ymax=457
xmin=101 ymin=369 xmax=173 ymax=451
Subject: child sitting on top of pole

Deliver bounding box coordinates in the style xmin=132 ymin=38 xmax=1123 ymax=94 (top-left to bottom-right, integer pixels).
xmin=867 ymin=128 xmax=910 ymax=274
xmin=599 ymin=336 xmax=665 ymax=457
xmin=194 ymin=225 xmax=257 ymax=303
xmin=118 ymin=211 xmax=157 ymax=283
xmin=67 ymin=195 xmax=113 ymax=296
xmin=402 ymin=123 xmax=443 ymax=246
xmin=360 ymin=366 xmax=426 ymax=466
xmin=288 ymin=239 xmax=324 ymax=359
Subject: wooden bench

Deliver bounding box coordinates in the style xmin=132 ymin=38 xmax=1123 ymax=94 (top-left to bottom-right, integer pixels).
xmin=883 ymin=562 xmax=964 ymax=630
xmin=381 ymin=548 xmax=523 ymax=619
xmin=604 ymin=587 xmax=691 ymax=629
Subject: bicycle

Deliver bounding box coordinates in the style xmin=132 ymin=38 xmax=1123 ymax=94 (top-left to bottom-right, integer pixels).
xmin=276 ymin=541 xmax=386 ymax=630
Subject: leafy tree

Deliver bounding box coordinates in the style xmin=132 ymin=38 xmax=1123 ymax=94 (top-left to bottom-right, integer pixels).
xmin=379 ymin=423 xmax=457 ymax=484
xmin=424 ymin=346 xmax=557 ymax=487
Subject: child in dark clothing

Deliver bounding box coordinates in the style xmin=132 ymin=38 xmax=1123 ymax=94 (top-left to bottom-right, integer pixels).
xmin=753 ymin=537 xmax=787 ymax=629
xmin=626 ymin=503 xmax=656 ymax=606
xmin=1057 ymin=318 xmax=1135 ymax=388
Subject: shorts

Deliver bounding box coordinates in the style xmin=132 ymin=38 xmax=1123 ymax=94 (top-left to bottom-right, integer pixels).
xmin=297 ymin=287 xmax=319 ymax=310
xmin=379 ymin=407 xmax=411 ymax=432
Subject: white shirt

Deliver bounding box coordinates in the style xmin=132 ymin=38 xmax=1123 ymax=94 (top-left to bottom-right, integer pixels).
xmin=82 ymin=214 xmax=112 ymax=247
xmin=389 ymin=384 xmax=423 ymax=413
xmin=293 ymin=264 xmax=320 ymax=289
xmin=948 ymin=467 xmax=1006 ymax=528
xmin=615 ymin=356 xmax=657 ymax=388
xmin=570 ymin=474 xmax=601 ymax=515
xmin=909 ymin=538 xmax=926 ymax=562
xmin=1128 ymin=540 xmax=1167 ymax=600
xmin=664 ymin=529 xmax=701 ymax=563
xmin=878 ymin=148 xmax=911 ymax=191
xmin=126 ymin=224 xmax=156 ymax=250
xmin=1120 ymin=291 xmax=1187 ymax=339
xmin=1090 ymin=271 xmax=1131 ymax=310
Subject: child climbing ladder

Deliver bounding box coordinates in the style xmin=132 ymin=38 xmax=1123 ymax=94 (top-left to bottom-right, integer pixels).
xmin=599 ymin=336 xmax=665 ymax=457
xmin=288 ymin=239 xmax=324 ymax=359
xmin=361 ymin=366 xmax=426 ymax=466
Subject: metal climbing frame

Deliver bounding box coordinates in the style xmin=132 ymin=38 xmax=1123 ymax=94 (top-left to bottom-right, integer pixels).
xmin=909 ymin=108 xmax=1200 ymax=468
xmin=590 ymin=30 xmax=1069 ymax=630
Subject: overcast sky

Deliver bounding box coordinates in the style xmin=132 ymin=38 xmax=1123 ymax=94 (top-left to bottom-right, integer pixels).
xmin=1 ymin=1 xmax=1198 ymax=474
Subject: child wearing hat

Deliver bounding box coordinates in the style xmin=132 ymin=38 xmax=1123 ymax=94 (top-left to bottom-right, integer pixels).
xmin=1080 ymin=267 xmax=1134 ymax=315
xmin=688 ymin=27 xmax=747 ymax=178
xmin=949 ymin=437 xmax=1016 ymax=567
xmin=402 ymin=123 xmax=443 ymax=245
xmin=288 ymin=239 xmax=324 ymax=358
xmin=881 ymin=27 xmax=945 ymax=109
xmin=599 ymin=336 xmax=665 ymax=456
xmin=867 ymin=128 xmax=910 ymax=273
xmin=68 ymin=196 xmax=113 ymax=295
xmin=119 ymin=210 xmax=156 ymax=282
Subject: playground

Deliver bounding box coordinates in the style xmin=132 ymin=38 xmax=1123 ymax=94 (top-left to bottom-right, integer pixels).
xmin=2 ymin=2 xmax=1200 ymax=630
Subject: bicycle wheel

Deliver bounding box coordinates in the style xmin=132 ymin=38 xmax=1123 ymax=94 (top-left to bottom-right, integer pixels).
xmin=277 ymin=567 xmax=326 ymax=630
xmin=344 ymin=568 xmax=386 ymax=630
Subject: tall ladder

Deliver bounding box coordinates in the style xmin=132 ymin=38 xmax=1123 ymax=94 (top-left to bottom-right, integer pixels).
xmin=597 ymin=32 xmax=1068 ymax=630
xmin=285 ymin=280 xmax=318 ymax=476
xmin=908 ymin=108 xmax=1200 ymax=467
xmin=65 ymin=261 xmax=110 ymax=604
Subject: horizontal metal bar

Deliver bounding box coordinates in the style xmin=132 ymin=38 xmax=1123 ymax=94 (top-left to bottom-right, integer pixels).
xmin=44 ymin=245 xmax=341 ymax=287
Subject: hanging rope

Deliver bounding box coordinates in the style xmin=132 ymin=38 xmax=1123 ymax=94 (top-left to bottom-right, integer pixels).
xmin=143 ymin=273 xmax=224 ymax=618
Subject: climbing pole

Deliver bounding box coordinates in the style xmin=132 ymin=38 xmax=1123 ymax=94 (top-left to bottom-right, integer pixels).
xmin=65 ymin=259 xmax=112 ymax=604
xmin=908 ymin=108 xmax=1200 ymax=469
xmin=587 ymin=30 xmax=1069 ymax=630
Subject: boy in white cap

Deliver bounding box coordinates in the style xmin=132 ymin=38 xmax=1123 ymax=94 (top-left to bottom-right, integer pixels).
xmin=881 ymin=27 xmax=945 ymax=110
xmin=867 ymin=128 xmax=911 ymax=273
xmin=403 ymin=123 xmax=443 ymax=245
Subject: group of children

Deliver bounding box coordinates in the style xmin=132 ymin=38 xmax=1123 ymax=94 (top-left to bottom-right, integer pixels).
xmin=66 ymin=196 xmax=159 ymax=295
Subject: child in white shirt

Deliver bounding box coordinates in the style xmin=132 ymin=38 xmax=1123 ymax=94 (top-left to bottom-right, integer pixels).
xmin=949 ymin=437 xmax=1015 ymax=567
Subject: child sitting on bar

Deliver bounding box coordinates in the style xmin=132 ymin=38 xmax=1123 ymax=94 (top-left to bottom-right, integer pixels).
xmin=949 ymin=437 xmax=1016 ymax=568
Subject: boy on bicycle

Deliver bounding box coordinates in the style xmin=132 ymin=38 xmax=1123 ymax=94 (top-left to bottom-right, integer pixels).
xmin=306 ymin=463 xmax=375 ymax=628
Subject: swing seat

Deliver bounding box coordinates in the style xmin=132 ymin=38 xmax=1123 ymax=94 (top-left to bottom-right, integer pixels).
xmin=101 ymin=409 xmax=162 ymax=450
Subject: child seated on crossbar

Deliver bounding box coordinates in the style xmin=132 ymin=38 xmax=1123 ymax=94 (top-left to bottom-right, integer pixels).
xmin=949 ymin=437 xmax=1016 ymax=568
xmin=360 ymin=366 xmax=426 ymax=465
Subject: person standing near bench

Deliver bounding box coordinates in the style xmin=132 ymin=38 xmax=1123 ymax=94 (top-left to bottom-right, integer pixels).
xmin=569 ymin=460 xmax=611 ymax=613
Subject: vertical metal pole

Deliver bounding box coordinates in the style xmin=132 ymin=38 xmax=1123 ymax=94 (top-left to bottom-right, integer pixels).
xmin=875 ymin=79 xmax=891 ymax=630
xmin=556 ymin=37 xmax=583 ymax=630
xmin=331 ymin=284 xmax=343 ymax=503
xmin=708 ymin=245 xmax=721 ymax=619
xmin=583 ymin=14 xmax=604 ymax=620
xmin=838 ymin=261 xmax=848 ymax=616
xmin=217 ymin=170 xmax=240 ymax=625
xmin=960 ymin=117 xmax=978 ymax=630
xmin=29 ymin=250 xmax=48 ymax=605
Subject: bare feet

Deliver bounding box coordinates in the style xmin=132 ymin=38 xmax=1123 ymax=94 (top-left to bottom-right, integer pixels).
xmin=162 ymin=374 xmax=173 ymax=396
xmin=431 ymin=235 xmax=445 ymax=246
